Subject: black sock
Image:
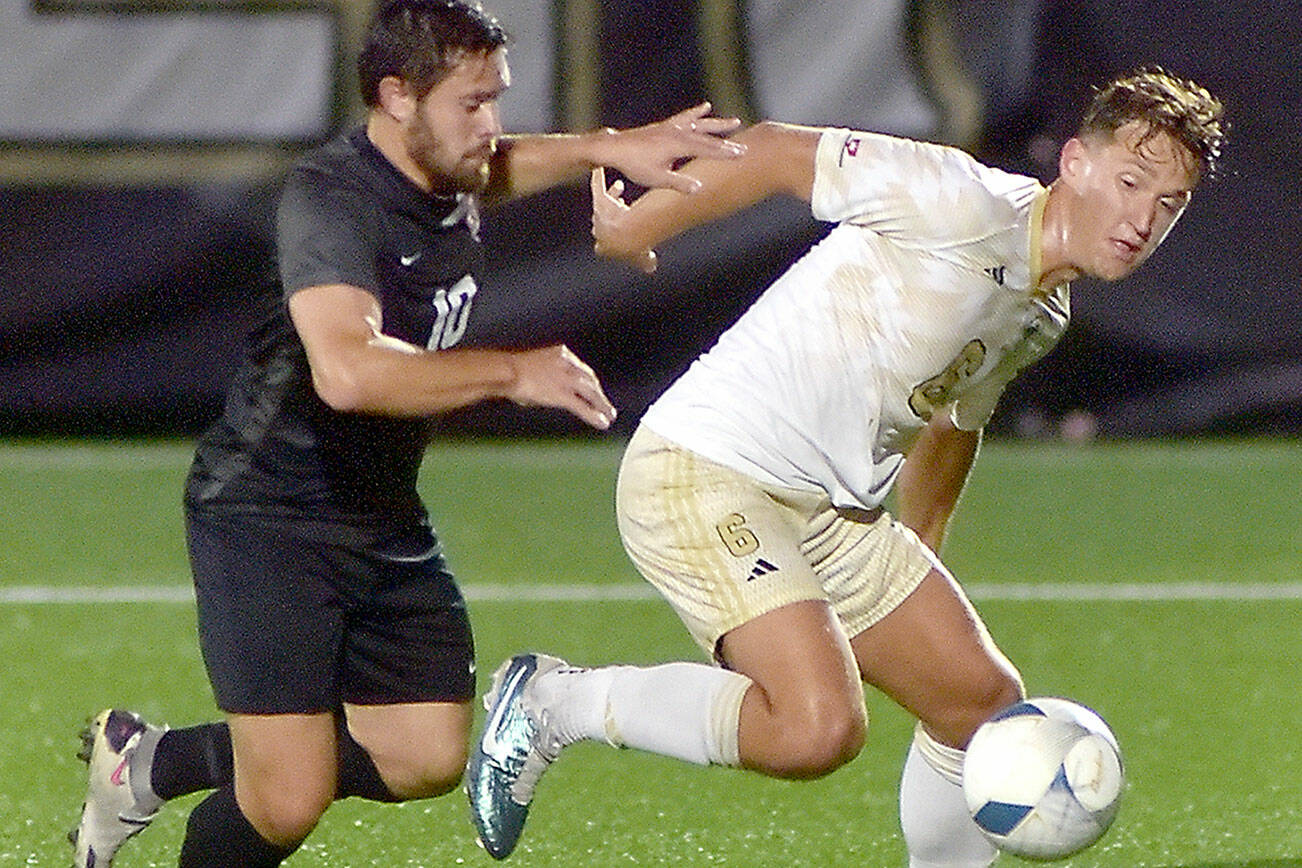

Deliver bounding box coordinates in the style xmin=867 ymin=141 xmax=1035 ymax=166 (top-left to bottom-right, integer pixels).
xmin=179 ymin=786 xmax=300 ymax=868
xmin=153 ymin=715 xmax=399 ymax=804
xmin=336 ymin=718 xmax=401 ymax=803
xmin=151 ymin=723 xmax=234 ymax=801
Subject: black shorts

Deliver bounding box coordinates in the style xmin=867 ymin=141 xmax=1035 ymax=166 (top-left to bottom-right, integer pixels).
xmin=186 ymin=508 xmax=475 ymax=714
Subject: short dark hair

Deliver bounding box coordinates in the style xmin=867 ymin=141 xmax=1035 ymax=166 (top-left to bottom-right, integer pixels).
xmin=1078 ymin=67 xmax=1225 ymax=179
xmin=357 ymin=0 xmax=509 ymax=107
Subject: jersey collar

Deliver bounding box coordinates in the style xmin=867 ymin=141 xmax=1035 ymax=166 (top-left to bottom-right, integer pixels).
xmin=1028 ymin=185 xmax=1068 ymax=299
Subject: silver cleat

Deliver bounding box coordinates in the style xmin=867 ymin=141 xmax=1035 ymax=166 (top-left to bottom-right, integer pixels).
xmin=465 ymin=654 xmax=568 ymax=859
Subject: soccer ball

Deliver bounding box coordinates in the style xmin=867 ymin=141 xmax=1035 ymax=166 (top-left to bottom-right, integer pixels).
xmin=962 ymin=697 xmax=1124 ymax=861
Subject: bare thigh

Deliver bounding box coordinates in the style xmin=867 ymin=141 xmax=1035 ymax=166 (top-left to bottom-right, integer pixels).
xmin=850 ymin=569 xmax=1023 ymax=748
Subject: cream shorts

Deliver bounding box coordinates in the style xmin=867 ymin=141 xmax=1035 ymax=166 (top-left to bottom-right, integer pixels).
xmin=616 ymin=426 xmax=941 ymax=658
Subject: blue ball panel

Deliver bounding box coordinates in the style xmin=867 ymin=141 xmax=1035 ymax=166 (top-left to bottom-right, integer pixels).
xmin=973 ymin=801 xmax=1035 ymax=836
xmin=987 ymin=700 xmax=1048 ymax=723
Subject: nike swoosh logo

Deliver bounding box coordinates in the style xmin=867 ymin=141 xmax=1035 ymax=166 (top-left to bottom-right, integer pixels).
xmin=379 ymin=544 xmax=441 ymax=563
xmin=479 ymin=663 xmax=530 ymax=760
xmin=400 ymin=253 xmax=421 ymax=266
xmin=110 ymin=757 xmax=129 ymax=787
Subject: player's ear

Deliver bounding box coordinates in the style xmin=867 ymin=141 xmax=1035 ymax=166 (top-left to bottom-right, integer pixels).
xmin=376 ymin=76 xmax=417 ymax=122
xmin=1057 ymin=137 xmax=1087 ymax=189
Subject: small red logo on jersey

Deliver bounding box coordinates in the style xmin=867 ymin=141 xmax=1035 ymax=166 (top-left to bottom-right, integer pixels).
xmin=844 ymin=137 xmax=861 ymax=157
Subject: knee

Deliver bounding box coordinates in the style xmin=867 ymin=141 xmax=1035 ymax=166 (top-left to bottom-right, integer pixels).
xmin=792 ymin=710 xmax=867 ymax=777
xmin=238 ymin=779 xmax=333 ymax=846
xmin=763 ymin=703 xmax=868 ymax=779
xmin=374 ymin=742 xmax=469 ymax=800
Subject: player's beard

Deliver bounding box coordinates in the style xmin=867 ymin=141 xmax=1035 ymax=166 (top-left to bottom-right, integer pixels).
xmin=406 ymin=114 xmax=491 ymax=196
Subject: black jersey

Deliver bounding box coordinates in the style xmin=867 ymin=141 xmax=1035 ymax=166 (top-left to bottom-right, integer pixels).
xmin=185 ymin=127 xmax=486 ymax=523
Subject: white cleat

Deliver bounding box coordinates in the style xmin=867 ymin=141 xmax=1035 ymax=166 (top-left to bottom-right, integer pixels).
xmin=71 ymin=709 xmax=165 ymax=868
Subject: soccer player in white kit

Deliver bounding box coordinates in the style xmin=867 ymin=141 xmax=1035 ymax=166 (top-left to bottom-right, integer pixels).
xmin=468 ymin=68 xmax=1223 ymax=865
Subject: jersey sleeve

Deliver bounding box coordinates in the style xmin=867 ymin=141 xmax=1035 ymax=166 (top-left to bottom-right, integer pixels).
xmin=810 ymin=128 xmax=1033 ymax=241
xmin=948 ymin=371 xmax=1011 ymax=431
xmin=949 ymin=284 xmax=1072 ymax=431
xmin=276 ymin=167 xmax=382 ymax=298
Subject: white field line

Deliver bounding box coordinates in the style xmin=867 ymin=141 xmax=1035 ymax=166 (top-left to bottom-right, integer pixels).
xmin=2 ymin=582 xmax=1302 ymax=605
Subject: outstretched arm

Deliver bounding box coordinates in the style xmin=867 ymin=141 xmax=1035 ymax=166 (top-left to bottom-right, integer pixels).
xmin=895 ymin=411 xmax=982 ymax=554
xmin=485 ymin=102 xmax=746 ymax=205
xmin=591 ymin=120 xmax=823 ymax=272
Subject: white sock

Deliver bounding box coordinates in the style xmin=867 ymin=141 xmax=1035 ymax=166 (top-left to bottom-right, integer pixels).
xmin=533 ymin=662 xmax=751 ymax=767
xmin=899 ymin=727 xmax=998 ymax=868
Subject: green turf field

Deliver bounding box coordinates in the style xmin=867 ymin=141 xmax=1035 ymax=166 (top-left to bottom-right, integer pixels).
xmin=1 ymin=437 xmax=1299 ymax=866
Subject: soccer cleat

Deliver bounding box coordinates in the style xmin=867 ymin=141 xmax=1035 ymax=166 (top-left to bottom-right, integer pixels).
xmin=465 ymin=654 xmax=569 ymax=860
xmin=71 ymin=709 xmax=165 ymax=868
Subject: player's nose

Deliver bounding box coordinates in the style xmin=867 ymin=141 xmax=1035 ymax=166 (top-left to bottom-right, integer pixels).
xmin=1131 ymin=201 xmax=1156 ymax=241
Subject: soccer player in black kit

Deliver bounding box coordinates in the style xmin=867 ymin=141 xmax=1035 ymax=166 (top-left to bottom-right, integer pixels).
xmin=70 ymin=2 xmax=744 ymax=865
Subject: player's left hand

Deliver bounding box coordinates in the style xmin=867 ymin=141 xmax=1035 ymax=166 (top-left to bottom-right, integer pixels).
xmin=597 ymin=102 xmax=745 ymax=195
xmin=591 ymin=167 xmax=658 ymax=274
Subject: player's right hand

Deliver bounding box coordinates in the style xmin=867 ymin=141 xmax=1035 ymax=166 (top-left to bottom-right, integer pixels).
xmin=506 ymin=344 xmax=616 ymax=430
xmin=596 ymin=102 xmax=745 ymax=196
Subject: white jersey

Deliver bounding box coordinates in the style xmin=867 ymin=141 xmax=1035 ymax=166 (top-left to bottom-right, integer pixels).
xmin=641 ymin=128 xmax=1069 ymax=511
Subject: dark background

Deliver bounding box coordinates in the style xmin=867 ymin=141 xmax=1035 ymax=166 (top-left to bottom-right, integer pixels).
xmin=2 ymin=0 xmax=1298 ymax=439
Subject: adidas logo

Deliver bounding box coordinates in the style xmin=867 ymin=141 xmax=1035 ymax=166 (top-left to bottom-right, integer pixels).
xmin=983 ymin=265 xmax=1006 ymax=286
xmin=748 ymin=558 xmax=779 ymax=581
